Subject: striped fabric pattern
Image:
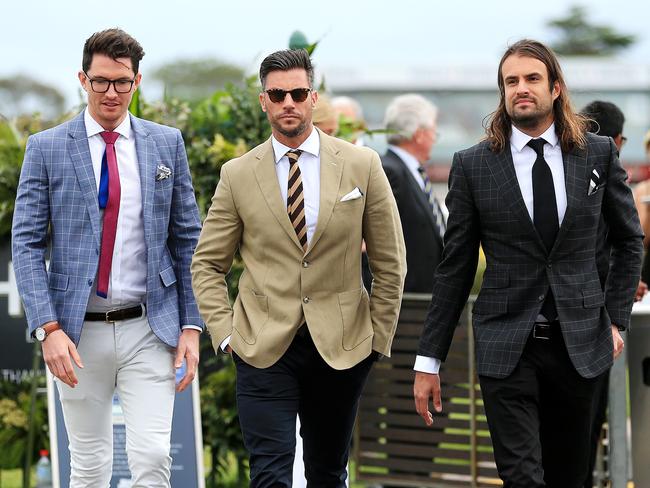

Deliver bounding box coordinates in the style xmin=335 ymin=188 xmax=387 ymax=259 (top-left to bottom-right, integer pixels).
xmin=286 ymin=150 xmax=308 ymax=251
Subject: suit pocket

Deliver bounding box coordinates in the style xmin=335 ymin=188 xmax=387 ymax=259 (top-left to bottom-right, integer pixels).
xmin=234 ymin=289 xmax=269 ymax=345
xmin=339 ymin=287 xmax=373 ymax=350
xmin=583 ymin=289 xmax=604 ymax=308
xmin=159 ymin=266 xmax=177 ymax=287
xmin=48 ymin=272 xmax=69 ymax=291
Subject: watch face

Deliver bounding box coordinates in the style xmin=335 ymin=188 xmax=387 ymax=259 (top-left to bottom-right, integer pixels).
xmin=35 ymin=328 xmax=46 ymax=342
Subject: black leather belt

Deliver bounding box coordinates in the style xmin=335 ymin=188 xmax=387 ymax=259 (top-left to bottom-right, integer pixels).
xmin=533 ymin=320 xmax=559 ymax=340
xmin=85 ymin=305 xmax=145 ymax=323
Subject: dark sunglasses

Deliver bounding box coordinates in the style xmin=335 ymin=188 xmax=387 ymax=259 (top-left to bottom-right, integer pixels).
xmin=265 ymin=88 xmax=311 ymax=103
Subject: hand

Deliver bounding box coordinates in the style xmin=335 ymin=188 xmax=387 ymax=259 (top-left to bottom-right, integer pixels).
xmin=612 ymin=325 xmax=624 ymax=360
xmin=175 ymin=329 xmax=200 ymax=393
xmin=225 ymin=344 xmax=232 ymax=354
xmin=413 ymin=371 xmax=442 ymax=426
xmin=42 ymin=327 xmax=83 ymax=388
xmin=635 ymin=280 xmax=648 ymax=302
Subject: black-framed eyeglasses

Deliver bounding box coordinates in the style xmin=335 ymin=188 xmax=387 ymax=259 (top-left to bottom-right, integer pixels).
xmin=83 ymin=72 xmax=135 ymax=93
xmin=264 ymin=88 xmax=311 ymax=103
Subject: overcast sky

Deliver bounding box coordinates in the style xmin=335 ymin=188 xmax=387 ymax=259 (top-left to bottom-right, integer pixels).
xmin=2 ymin=0 xmax=648 ymax=109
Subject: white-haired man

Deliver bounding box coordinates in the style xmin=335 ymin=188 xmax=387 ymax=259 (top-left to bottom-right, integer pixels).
xmin=382 ymin=94 xmax=444 ymax=294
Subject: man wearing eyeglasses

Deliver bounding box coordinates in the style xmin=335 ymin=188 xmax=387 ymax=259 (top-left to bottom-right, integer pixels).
xmin=12 ymin=28 xmax=202 ymax=487
xmin=192 ymin=49 xmax=406 ymax=488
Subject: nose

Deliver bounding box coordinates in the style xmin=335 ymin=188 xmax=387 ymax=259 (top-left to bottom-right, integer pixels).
xmin=105 ymin=82 xmax=119 ymax=96
xmin=516 ymin=79 xmax=529 ymax=95
xmin=281 ymin=92 xmax=295 ymax=108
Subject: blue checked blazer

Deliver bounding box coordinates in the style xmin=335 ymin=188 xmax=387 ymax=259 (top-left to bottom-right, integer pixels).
xmin=418 ymin=133 xmax=643 ymax=379
xmin=12 ymin=111 xmax=202 ymax=347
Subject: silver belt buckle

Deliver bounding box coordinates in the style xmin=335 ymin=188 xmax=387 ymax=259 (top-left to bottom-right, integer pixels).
xmin=105 ymin=310 xmax=116 ymax=323
xmin=533 ymin=323 xmax=551 ymax=340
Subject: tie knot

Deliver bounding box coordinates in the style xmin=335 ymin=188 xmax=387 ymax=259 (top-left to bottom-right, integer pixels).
xmin=286 ymin=149 xmax=302 ymax=165
xmin=101 ymin=131 xmax=119 ymax=145
xmin=527 ymin=138 xmax=547 ymax=157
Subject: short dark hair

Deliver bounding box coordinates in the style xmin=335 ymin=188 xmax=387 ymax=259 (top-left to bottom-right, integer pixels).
xmin=82 ymin=28 xmax=145 ymax=74
xmin=259 ymin=49 xmax=314 ymax=89
xmin=581 ymin=100 xmax=625 ymax=139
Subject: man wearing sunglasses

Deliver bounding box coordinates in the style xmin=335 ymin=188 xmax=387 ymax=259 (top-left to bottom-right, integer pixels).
xmin=192 ymin=49 xmax=406 ymax=488
xmin=12 ymin=28 xmax=202 ymax=487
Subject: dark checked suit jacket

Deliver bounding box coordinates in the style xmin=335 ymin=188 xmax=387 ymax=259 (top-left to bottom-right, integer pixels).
xmin=381 ymin=149 xmax=443 ymax=294
xmin=418 ymin=132 xmax=643 ymax=379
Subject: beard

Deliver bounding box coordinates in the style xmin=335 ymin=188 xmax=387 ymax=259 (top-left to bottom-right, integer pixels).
xmin=508 ymin=98 xmax=554 ymax=130
xmin=270 ymin=114 xmax=308 ymax=139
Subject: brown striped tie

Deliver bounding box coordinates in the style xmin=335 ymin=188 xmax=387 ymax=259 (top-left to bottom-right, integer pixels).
xmin=286 ymin=150 xmax=308 ymax=251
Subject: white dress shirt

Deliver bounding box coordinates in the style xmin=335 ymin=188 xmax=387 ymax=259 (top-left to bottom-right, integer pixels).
xmin=272 ymin=127 xmax=321 ymax=245
xmin=389 ymin=145 xmax=425 ymax=191
xmin=414 ymin=122 xmax=567 ymax=374
xmin=221 ymin=126 xmax=322 ymax=351
xmin=85 ymin=109 xmax=146 ymax=312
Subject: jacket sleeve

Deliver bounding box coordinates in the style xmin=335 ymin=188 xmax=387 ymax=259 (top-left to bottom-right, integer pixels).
xmin=418 ymin=151 xmax=480 ymax=360
xmin=168 ymin=129 xmax=203 ymax=329
xmin=11 ymin=135 xmax=58 ymax=332
xmin=601 ymin=138 xmax=644 ymax=329
xmin=191 ymin=163 xmax=243 ymax=351
xmin=362 ymin=151 xmax=407 ymax=356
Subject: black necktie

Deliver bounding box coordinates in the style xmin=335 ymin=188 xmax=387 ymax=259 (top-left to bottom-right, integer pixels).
xmin=528 ymin=137 xmax=558 ymax=320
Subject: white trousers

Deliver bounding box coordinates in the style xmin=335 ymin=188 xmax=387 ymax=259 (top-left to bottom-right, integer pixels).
xmin=55 ymin=315 xmax=176 ymax=488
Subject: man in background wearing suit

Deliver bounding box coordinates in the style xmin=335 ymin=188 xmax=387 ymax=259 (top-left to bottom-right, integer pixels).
xmin=12 ymin=29 xmax=202 ymax=487
xmin=413 ymin=40 xmax=642 ymax=488
xmin=382 ymin=94 xmax=444 ymax=294
xmin=191 ymin=49 xmax=406 ymax=488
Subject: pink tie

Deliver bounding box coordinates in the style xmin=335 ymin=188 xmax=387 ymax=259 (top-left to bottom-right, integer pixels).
xmin=97 ymin=131 xmax=121 ymax=298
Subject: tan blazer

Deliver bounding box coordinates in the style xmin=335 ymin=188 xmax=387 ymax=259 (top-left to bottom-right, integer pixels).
xmin=191 ymin=129 xmax=406 ymax=369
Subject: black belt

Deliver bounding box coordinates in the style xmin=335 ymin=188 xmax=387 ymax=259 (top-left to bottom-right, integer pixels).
xmin=85 ymin=305 xmax=145 ymax=323
xmin=533 ymin=320 xmax=560 ymax=340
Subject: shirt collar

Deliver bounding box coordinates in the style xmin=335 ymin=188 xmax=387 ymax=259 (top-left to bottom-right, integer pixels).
xmin=510 ymin=122 xmax=558 ymax=153
xmin=389 ymin=145 xmax=422 ymax=174
xmin=84 ymin=108 xmax=132 ymax=140
xmin=271 ymin=125 xmax=320 ymax=164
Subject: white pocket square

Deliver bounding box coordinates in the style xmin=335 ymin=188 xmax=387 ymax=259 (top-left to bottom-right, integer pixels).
xmin=340 ymin=187 xmax=364 ymax=202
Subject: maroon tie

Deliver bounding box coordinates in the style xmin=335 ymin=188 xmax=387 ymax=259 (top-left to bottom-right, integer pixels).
xmin=97 ymin=131 xmax=121 ymax=298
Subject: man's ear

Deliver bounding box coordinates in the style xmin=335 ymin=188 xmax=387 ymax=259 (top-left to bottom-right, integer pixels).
xmin=78 ymin=71 xmax=88 ymax=92
xmin=259 ymin=92 xmax=267 ymax=113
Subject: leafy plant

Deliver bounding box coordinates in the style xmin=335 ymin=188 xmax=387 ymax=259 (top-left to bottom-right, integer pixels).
xmin=0 ymin=375 xmax=48 ymax=470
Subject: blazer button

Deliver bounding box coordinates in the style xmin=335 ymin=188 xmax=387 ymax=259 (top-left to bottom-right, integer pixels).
xmin=546 ymin=262 xmax=552 ymax=269
xmin=303 ymin=296 xmax=310 ymax=304
xmin=88 ymin=279 xmax=93 ymax=286
xmin=302 ymin=260 xmax=309 ymax=268
xmin=538 ymin=294 xmax=545 ymax=301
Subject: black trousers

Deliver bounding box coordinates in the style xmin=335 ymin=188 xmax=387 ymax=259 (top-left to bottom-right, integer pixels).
xmin=233 ymin=329 xmax=375 ymax=488
xmin=479 ymin=325 xmax=606 ymax=488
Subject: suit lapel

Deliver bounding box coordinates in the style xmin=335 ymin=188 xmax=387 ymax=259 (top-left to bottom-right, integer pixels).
xmin=131 ymin=115 xmax=155 ymax=242
xmin=308 ymin=131 xmax=344 ymax=253
xmin=389 ymin=150 xmax=438 ymax=232
xmin=552 ymin=145 xmax=589 ymax=253
xmin=486 ymin=147 xmax=546 ymax=253
xmin=253 ymin=139 xmax=305 ymax=252
xmin=68 ymin=112 xmax=101 ymax=246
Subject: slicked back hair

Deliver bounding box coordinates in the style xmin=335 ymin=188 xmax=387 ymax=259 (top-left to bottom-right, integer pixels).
xmin=82 ymin=28 xmax=145 ymax=74
xmin=259 ymin=49 xmax=314 ymax=89
xmin=485 ymin=39 xmax=587 ymax=153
